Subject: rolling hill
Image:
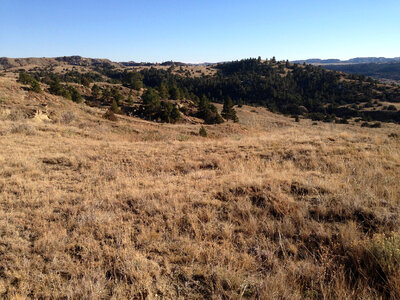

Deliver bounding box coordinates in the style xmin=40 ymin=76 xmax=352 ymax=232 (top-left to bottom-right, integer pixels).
xmin=1 ymin=56 xmax=400 ymax=126
xmin=1 ymin=71 xmax=400 ymax=298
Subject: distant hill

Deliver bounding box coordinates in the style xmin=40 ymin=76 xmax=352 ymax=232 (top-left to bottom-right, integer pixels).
xmin=293 ymin=57 xmax=400 ymax=65
xmin=322 ymin=62 xmax=400 ymax=83
xmin=0 ymin=56 xmax=122 ymax=70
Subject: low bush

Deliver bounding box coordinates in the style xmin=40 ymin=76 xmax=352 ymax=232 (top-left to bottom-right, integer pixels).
xmin=199 ymin=126 xmax=207 ymax=137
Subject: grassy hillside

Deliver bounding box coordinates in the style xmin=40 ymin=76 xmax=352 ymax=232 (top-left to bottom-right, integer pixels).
xmin=2 ymin=57 xmax=400 ymax=126
xmin=1 ymin=75 xmax=400 ymax=298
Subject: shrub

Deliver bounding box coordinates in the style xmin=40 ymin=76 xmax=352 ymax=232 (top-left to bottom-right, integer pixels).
xmin=361 ymin=122 xmax=381 ymax=128
xmin=30 ymin=80 xmax=42 ymax=93
xmin=17 ymin=72 xmax=34 ymax=84
xmin=91 ymin=84 xmax=101 ymax=99
xmin=349 ymin=233 xmax=400 ymax=298
xmin=60 ymin=111 xmax=75 ymax=124
xmin=337 ymin=118 xmax=349 ymax=124
xmin=199 ymin=126 xmax=207 ymax=137
xmin=9 ymin=123 xmax=35 ymax=135
xmin=110 ymin=99 xmax=121 ymax=114
xmin=103 ymin=109 xmax=118 ymax=121
xmin=370 ymin=122 xmax=382 ymax=128
xmin=69 ymin=86 xmax=83 ymax=103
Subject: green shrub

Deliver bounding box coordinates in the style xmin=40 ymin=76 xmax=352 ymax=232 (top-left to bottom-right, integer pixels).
xmin=30 ymin=80 xmax=42 ymax=93
xmin=17 ymin=72 xmax=34 ymax=84
xmin=349 ymin=233 xmax=400 ymax=298
xmin=199 ymin=126 xmax=207 ymax=137
xmin=111 ymin=99 xmax=121 ymax=113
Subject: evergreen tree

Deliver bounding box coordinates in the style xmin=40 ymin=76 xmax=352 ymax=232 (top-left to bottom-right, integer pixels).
xmin=141 ymin=88 xmax=161 ymax=119
xmin=111 ymin=99 xmax=120 ymax=113
xmin=221 ymin=96 xmax=239 ymax=122
xmin=69 ymin=87 xmax=83 ymax=103
xmin=159 ymin=101 xmax=181 ymax=123
xmin=197 ymin=95 xmax=224 ymax=124
xmin=102 ymin=87 xmax=112 ymax=102
xmin=30 ymin=80 xmax=42 ymax=93
xmin=18 ymin=72 xmax=33 ymax=84
xmin=48 ymin=79 xmax=64 ymax=95
xmin=91 ymin=84 xmax=101 ymax=99
xmin=127 ymin=90 xmax=134 ymax=105
xmin=199 ymin=126 xmax=207 ymax=137
xmin=158 ymin=82 xmax=170 ymax=99
xmin=124 ymin=71 xmax=143 ymax=90
xmin=81 ymin=77 xmax=90 ymax=87
xmin=169 ymin=85 xmax=182 ymax=100
xmin=111 ymin=87 xmax=123 ymax=104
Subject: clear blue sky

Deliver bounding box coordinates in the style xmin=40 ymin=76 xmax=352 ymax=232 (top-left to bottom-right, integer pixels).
xmin=1 ymin=0 xmax=399 ymax=63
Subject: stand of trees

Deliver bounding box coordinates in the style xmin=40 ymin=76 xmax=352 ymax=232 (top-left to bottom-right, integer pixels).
xmin=140 ymin=88 xmax=181 ymax=123
xmin=17 ymin=58 xmax=400 ymax=124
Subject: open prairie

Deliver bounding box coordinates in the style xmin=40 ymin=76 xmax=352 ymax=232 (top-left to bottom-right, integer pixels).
xmin=1 ymin=76 xmax=400 ymax=299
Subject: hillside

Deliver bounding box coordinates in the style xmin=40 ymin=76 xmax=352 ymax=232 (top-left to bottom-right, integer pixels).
xmin=323 ymin=62 xmax=400 ymax=84
xmin=292 ymin=57 xmax=400 ymax=65
xmin=1 ymin=56 xmax=400 ymax=126
xmin=1 ymin=74 xmax=400 ymax=298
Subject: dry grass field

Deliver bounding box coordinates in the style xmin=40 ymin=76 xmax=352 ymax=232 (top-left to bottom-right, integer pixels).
xmin=1 ymin=76 xmax=400 ymax=299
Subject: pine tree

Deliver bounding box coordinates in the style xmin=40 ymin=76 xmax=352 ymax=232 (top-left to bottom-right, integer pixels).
xmin=70 ymin=87 xmax=83 ymax=103
xmin=81 ymin=77 xmax=90 ymax=87
xmin=18 ymin=72 xmax=33 ymax=84
xmin=111 ymin=99 xmax=120 ymax=113
xmin=127 ymin=90 xmax=134 ymax=105
xmin=199 ymin=126 xmax=207 ymax=137
xmin=102 ymin=88 xmax=112 ymax=102
xmin=221 ymin=96 xmax=239 ymax=122
xmin=141 ymin=88 xmax=161 ymax=119
xmin=158 ymin=82 xmax=170 ymax=99
xmin=169 ymin=85 xmax=182 ymax=100
xmin=111 ymin=87 xmax=123 ymax=105
xmin=197 ymin=95 xmax=224 ymax=124
xmin=30 ymin=80 xmax=42 ymax=93
xmin=91 ymin=84 xmax=101 ymax=99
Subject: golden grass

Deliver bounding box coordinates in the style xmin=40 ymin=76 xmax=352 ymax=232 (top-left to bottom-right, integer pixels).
xmin=1 ymin=77 xmax=400 ymax=299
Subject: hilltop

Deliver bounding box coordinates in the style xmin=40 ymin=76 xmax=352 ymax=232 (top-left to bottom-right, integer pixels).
xmin=1 ymin=72 xmax=400 ymax=298
xmin=292 ymin=57 xmax=400 ymax=65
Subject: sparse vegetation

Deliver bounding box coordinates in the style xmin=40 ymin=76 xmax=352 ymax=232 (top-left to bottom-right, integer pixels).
xmin=1 ymin=58 xmax=400 ymax=299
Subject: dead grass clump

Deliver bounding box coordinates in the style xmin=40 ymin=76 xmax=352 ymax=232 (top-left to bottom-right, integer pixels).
xmin=60 ymin=111 xmax=75 ymax=124
xmin=346 ymin=233 xmax=400 ymax=299
xmin=6 ymin=109 xmax=25 ymax=121
xmin=9 ymin=123 xmax=35 ymax=135
xmin=103 ymin=109 xmax=117 ymax=121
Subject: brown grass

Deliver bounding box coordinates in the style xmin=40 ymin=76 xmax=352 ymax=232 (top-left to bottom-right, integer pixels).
xmin=1 ymin=76 xmax=400 ymax=299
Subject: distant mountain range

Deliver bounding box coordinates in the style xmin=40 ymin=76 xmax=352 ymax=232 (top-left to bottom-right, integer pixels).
xmin=292 ymin=57 xmax=400 ymax=65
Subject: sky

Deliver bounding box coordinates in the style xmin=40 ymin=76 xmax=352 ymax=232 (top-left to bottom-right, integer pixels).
xmin=0 ymin=0 xmax=399 ymax=63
